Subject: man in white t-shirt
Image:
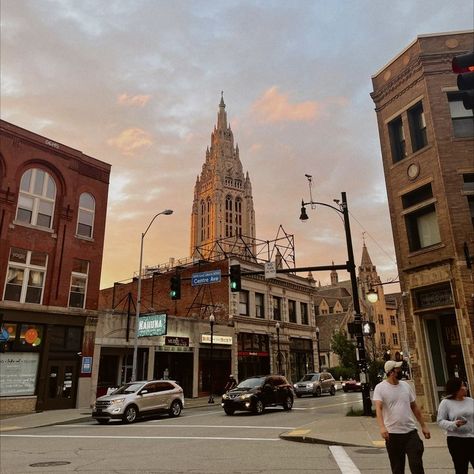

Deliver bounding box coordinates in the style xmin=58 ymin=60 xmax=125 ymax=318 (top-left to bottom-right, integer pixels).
xmin=373 ymin=361 xmax=431 ymax=474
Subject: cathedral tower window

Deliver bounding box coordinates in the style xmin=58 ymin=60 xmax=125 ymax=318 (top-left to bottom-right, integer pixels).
xmin=225 ymin=195 xmax=233 ymax=237
xmin=200 ymin=200 xmax=206 ymax=240
xmin=235 ymin=197 xmax=242 ymax=237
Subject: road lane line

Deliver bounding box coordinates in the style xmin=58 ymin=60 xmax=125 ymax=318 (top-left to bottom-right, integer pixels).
xmin=56 ymin=424 xmax=296 ymax=429
xmin=0 ymin=434 xmax=281 ymax=441
xmin=329 ymin=446 xmax=361 ymax=474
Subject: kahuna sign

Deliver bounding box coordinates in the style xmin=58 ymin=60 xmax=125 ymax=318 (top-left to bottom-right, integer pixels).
xmin=138 ymin=313 xmax=167 ymax=337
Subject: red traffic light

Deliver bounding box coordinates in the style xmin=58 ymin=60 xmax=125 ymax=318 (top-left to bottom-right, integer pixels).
xmin=452 ymin=52 xmax=474 ymax=74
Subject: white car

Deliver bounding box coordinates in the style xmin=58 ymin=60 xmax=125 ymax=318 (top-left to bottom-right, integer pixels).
xmin=92 ymin=380 xmax=184 ymax=424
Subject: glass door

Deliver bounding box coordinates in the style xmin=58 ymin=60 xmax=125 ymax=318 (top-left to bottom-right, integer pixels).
xmin=45 ymin=359 xmax=78 ymax=409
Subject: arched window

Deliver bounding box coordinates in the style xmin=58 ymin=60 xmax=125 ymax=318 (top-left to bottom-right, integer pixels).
xmin=200 ymin=200 xmax=206 ymax=241
xmin=225 ymin=195 xmax=233 ymax=237
xmin=16 ymin=168 xmax=56 ymax=229
xmin=206 ymin=198 xmax=211 ymax=239
xmin=76 ymin=193 xmax=95 ymax=238
xmin=235 ymin=198 xmax=242 ymax=237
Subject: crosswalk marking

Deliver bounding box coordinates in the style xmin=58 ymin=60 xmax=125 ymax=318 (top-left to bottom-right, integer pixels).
xmin=329 ymin=445 xmax=361 ymax=474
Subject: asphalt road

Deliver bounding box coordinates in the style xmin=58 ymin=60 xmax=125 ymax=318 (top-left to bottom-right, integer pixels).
xmin=0 ymin=392 xmax=463 ymax=473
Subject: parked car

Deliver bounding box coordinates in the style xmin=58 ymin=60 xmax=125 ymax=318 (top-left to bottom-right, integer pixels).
xmin=293 ymin=372 xmax=336 ymax=397
xmin=92 ymin=380 xmax=184 ymax=424
xmin=342 ymin=379 xmax=362 ymax=392
xmin=221 ymin=375 xmax=294 ymax=415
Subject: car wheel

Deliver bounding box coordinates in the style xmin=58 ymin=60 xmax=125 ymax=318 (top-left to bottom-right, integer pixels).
xmin=168 ymin=400 xmax=182 ymax=418
xmin=96 ymin=419 xmax=109 ymax=425
xmin=330 ymin=386 xmax=336 ymax=396
xmin=314 ymin=387 xmax=322 ymax=397
xmin=122 ymin=405 xmax=138 ymax=424
xmin=253 ymin=400 xmax=265 ymax=415
xmin=282 ymin=395 xmax=293 ymax=411
xmin=224 ymin=407 xmax=235 ymax=416
xmin=296 ymin=393 xmax=302 ymax=398
xmin=343 ymin=387 xmax=348 ymax=393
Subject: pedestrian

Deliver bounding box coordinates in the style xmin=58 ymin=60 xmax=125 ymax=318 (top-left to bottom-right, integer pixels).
xmin=437 ymin=378 xmax=474 ymax=474
xmin=373 ymin=360 xmax=431 ymax=474
xmin=163 ymin=368 xmax=169 ymax=380
xmin=224 ymin=374 xmax=237 ymax=392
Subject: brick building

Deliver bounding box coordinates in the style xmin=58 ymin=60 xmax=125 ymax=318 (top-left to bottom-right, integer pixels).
xmin=0 ymin=120 xmax=110 ymax=413
xmin=371 ymin=31 xmax=474 ymax=418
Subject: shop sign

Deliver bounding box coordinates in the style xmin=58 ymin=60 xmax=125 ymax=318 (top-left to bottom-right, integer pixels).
xmin=165 ymin=336 xmax=189 ymax=347
xmin=201 ymin=334 xmax=232 ymax=345
xmin=138 ymin=313 xmax=167 ymax=337
xmin=413 ymin=284 xmax=453 ymax=310
xmin=0 ymin=352 xmax=39 ymax=396
xmin=238 ymin=351 xmax=269 ymax=357
xmin=81 ymin=356 xmax=93 ymax=374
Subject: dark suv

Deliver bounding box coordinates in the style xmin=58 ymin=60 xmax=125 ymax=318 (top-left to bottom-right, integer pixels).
xmin=221 ymin=375 xmax=294 ymax=415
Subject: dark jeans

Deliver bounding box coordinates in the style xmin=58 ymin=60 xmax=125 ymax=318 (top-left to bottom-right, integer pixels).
xmin=386 ymin=430 xmax=424 ymax=474
xmin=447 ymin=436 xmax=474 ymax=474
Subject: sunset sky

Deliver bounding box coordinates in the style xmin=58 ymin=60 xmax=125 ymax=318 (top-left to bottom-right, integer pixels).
xmin=1 ymin=1 xmax=472 ymax=291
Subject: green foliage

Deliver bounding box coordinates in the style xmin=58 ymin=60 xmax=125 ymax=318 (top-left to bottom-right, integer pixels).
xmin=368 ymin=359 xmax=385 ymax=389
xmin=330 ymin=330 xmax=357 ymax=370
xmin=346 ymin=406 xmax=375 ymax=417
xmin=329 ymin=366 xmax=356 ymax=381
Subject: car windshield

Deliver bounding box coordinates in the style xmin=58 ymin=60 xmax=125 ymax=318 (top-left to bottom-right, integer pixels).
xmin=301 ymin=374 xmax=319 ymax=382
xmin=111 ymin=383 xmax=144 ymax=394
xmin=236 ymin=377 xmax=264 ymax=389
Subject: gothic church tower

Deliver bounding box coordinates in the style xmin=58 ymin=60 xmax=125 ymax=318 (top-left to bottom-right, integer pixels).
xmin=190 ymin=94 xmax=256 ymax=259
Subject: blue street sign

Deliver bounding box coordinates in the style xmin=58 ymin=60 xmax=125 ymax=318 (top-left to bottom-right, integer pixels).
xmin=191 ymin=270 xmax=222 ymax=286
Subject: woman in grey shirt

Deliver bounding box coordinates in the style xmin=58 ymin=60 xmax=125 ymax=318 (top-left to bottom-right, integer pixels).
xmin=437 ymin=378 xmax=474 ymax=474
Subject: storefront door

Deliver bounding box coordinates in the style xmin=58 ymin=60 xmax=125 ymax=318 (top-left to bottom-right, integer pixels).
xmin=44 ymin=359 xmax=78 ymax=410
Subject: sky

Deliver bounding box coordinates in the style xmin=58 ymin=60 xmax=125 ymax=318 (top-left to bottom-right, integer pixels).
xmin=1 ymin=0 xmax=472 ymax=291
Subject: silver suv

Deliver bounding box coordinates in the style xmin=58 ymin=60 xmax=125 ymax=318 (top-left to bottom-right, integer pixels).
xmin=92 ymin=380 xmax=184 ymax=424
xmin=293 ymin=372 xmax=336 ymax=397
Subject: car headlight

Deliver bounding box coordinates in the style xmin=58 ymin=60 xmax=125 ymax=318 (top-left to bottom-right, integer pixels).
xmin=110 ymin=398 xmax=125 ymax=406
xmin=293 ymin=384 xmax=298 ymax=388
xmin=222 ymin=394 xmax=229 ymax=400
xmin=307 ymin=384 xmax=313 ymax=388
xmin=240 ymin=394 xmax=253 ymax=400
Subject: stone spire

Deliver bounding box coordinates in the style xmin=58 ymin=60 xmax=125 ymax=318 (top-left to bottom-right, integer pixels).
xmin=330 ymin=261 xmax=338 ymax=285
xmin=360 ymin=243 xmax=375 ymax=272
xmin=217 ymin=91 xmax=227 ymax=130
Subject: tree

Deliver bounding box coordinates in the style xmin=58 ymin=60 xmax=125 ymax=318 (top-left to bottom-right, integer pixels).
xmin=330 ymin=330 xmax=357 ymax=370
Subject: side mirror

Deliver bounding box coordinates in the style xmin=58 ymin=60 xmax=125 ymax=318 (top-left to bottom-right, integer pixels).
xmin=263 ymin=384 xmax=272 ymax=391
xmin=140 ymin=389 xmax=148 ymax=395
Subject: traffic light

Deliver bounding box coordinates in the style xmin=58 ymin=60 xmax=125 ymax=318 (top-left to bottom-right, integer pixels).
xmin=362 ymin=321 xmax=376 ymax=336
xmin=229 ymin=264 xmax=241 ymax=292
xmin=452 ymin=51 xmax=474 ymax=110
xmin=170 ymin=275 xmax=181 ymax=300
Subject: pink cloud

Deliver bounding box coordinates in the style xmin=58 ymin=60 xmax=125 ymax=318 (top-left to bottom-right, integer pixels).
xmin=107 ymin=127 xmax=153 ymax=155
xmin=251 ymin=86 xmax=320 ymax=123
xmin=117 ymin=93 xmax=151 ymax=107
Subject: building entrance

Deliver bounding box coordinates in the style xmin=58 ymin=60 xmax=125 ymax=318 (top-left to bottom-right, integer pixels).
xmin=44 ymin=359 xmax=78 ymax=410
xmin=424 ymin=312 xmax=467 ymax=402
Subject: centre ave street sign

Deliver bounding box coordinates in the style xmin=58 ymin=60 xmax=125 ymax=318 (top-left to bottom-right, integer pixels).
xmin=191 ymin=270 xmax=221 ymax=286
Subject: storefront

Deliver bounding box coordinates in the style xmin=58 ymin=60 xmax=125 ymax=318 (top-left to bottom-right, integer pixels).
xmin=289 ymin=337 xmax=314 ymax=383
xmin=199 ymin=334 xmax=232 ymax=396
xmin=237 ymin=333 xmax=270 ymax=381
xmin=0 ymin=308 xmax=87 ymax=414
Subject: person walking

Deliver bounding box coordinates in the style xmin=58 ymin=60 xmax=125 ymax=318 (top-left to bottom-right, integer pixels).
xmin=373 ymin=360 xmax=431 ymax=474
xmin=437 ymin=378 xmax=474 ymax=474
xmin=224 ymin=375 xmax=237 ymax=392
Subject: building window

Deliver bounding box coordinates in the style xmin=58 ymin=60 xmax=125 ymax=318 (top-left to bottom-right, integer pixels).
xmin=300 ymin=302 xmax=309 ymax=325
xmin=448 ymin=91 xmax=474 ymax=138
xmin=390 ymin=315 xmax=396 ymax=326
xmin=380 ymin=332 xmax=387 ymax=346
xmin=16 ymin=168 xmax=56 ymax=228
xmin=206 ymin=198 xmax=211 ymax=239
xmin=272 ymin=296 xmax=281 ymax=321
xmin=235 ymin=198 xmax=242 ymax=237
xmin=76 ymin=193 xmax=95 ymax=238
xmin=225 ymin=195 xmax=233 ymax=237
xmin=200 ymin=200 xmax=205 ymax=241
xmin=239 ymin=290 xmax=249 ymax=316
xmin=402 ymin=183 xmax=441 ymax=251
xmin=255 ymin=292 xmax=265 ymax=318
xmin=392 ymin=333 xmax=399 ymax=346
xmin=4 ymin=248 xmax=47 ymax=304
xmin=388 ymin=116 xmax=406 ymax=163
xmin=407 ymin=101 xmax=428 ymax=152
xmin=378 ymin=314 xmax=384 ymax=324
xmin=288 ymin=300 xmax=297 ymax=323
xmin=468 ymin=196 xmax=474 ymax=228
xmin=68 ymin=259 xmax=89 ymax=308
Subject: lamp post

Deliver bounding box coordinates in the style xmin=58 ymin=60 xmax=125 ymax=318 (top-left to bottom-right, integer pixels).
xmin=315 ymin=326 xmax=322 ymax=371
xmin=208 ymin=313 xmax=215 ymax=404
xmin=300 ymin=191 xmax=372 ymax=416
xmin=275 ymin=322 xmax=282 ymax=374
xmin=131 ymin=209 xmax=173 ymax=382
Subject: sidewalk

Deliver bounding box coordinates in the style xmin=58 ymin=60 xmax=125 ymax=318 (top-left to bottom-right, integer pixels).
xmin=0 ymin=397 xmax=447 ymax=449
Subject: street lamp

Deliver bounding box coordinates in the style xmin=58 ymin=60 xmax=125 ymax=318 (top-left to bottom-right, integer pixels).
xmin=208 ymin=313 xmax=215 ymax=404
xmin=315 ymin=326 xmax=322 ymax=371
xmin=275 ymin=322 xmax=282 ymax=374
xmin=300 ymin=191 xmax=372 ymax=416
xmin=367 ymin=287 xmax=378 ymax=304
xmin=131 ymin=209 xmax=173 ymax=382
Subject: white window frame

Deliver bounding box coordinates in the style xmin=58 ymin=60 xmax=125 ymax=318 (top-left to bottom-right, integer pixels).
xmin=3 ymin=248 xmax=48 ymax=304
xmin=68 ymin=260 xmax=89 ymax=309
xmin=16 ymin=168 xmax=56 ymax=229
xmin=76 ymin=193 xmax=95 ymax=239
